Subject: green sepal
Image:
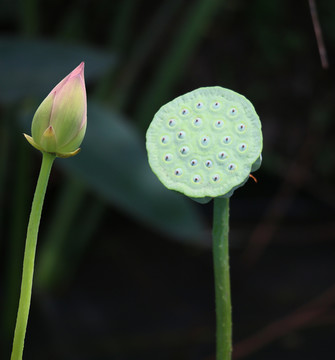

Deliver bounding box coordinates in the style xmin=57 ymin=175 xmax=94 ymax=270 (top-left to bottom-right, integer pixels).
xmin=24 ymin=133 xmax=81 ymax=158
xmin=24 ymin=134 xmax=44 ymax=152
xmin=56 ymin=148 xmax=81 ymax=158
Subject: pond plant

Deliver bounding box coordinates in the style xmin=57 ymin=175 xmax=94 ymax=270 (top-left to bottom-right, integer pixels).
xmin=146 ymin=86 xmax=263 ymax=359
xmin=10 ymin=62 xmax=87 ymax=360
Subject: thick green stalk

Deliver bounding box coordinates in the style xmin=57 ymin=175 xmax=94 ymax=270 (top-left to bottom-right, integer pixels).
xmin=212 ymin=197 xmax=232 ymax=360
xmin=11 ymin=152 xmax=55 ymax=360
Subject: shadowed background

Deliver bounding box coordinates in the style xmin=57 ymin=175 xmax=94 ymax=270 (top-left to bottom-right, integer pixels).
xmin=0 ymin=0 xmax=334 ymax=359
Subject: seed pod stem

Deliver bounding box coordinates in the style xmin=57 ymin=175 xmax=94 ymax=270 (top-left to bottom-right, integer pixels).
xmin=212 ymin=197 xmax=232 ymax=359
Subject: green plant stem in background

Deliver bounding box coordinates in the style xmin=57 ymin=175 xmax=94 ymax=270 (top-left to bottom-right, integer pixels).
xmin=136 ymin=0 xmax=221 ymax=130
xmin=35 ymin=179 xmax=86 ymax=290
xmin=212 ymin=197 xmax=232 ymax=360
xmin=20 ymin=0 xmax=39 ymax=36
xmin=11 ymin=152 xmax=55 ymax=360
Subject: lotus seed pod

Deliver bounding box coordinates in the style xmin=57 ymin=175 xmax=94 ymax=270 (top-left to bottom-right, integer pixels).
xmin=146 ymin=87 xmax=262 ymax=203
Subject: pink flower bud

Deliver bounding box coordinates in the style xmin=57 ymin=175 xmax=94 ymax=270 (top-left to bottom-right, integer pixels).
xmin=24 ymin=62 xmax=87 ymax=158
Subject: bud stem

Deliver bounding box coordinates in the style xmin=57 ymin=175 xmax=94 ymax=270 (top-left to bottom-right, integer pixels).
xmin=212 ymin=197 xmax=232 ymax=359
xmin=10 ymin=152 xmax=56 ymax=360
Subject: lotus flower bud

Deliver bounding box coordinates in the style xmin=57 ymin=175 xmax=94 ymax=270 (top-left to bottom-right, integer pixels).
xmin=24 ymin=62 xmax=87 ymax=158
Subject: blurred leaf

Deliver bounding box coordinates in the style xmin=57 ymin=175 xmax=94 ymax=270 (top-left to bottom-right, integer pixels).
xmin=20 ymin=101 xmax=207 ymax=244
xmin=0 ymin=36 xmax=117 ymax=103
xmin=61 ymin=101 xmax=207 ymax=244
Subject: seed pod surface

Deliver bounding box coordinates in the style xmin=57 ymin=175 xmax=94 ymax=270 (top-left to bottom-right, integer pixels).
xmin=146 ymin=87 xmax=262 ymax=201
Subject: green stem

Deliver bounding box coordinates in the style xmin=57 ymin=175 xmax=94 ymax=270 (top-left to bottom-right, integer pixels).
xmin=10 ymin=152 xmax=55 ymax=360
xmin=212 ymin=197 xmax=232 ymax=360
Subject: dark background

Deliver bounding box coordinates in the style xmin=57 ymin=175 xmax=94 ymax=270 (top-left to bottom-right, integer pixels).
xmin=1 ymin=0 xmax=335 ymax=359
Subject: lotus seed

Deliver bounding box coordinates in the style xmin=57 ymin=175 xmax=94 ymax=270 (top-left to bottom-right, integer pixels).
xmin=215 ymin=120 xmax=224 ymax=128
xmin=196 ymin=102 xmax=203 ymax=109
xmin=161 ymin=135 xmax=169 ymax=144
xmin=228 ymin=163 xmax=236 ymax=171
xmin=218 ymin=151 xmax=227 ymax=160
xmin=190 ymin=159 xmax=198 ymax=166
xmin=223 ymin=136 xmax=231 ymax=144
xmin=193 ymin=175 xmax=201 ymax=183
xmin=178 ymin=131 xmax=186 ymax=139
xmin=180 ymin=146 xmax=189 ymax=155
xmin=205 ymin=160 xmax=213 ymax=168
xmin=168 ymin=119 xmax=176 ymax=127
xmin=164 ymin=154 xmax=172 ymax=161
xmin=212 ymin=101 xmax=220 ymax=109
xmin=175 ymin=168 xmax=182 ymax=176
xmin=201 ymin=136 xmax=210 ymax=146
xmin=239 ymin=143 xmax=247 ymax=151
xmin=238 ymin=124 xmax=246 ymax=131
xmin=212 ymin=174 xmax=220 ymax=182
xmin=193 ymin=118 xmax=202 ymax=126
xmin=229 ymin=108 xmax=237 ymax=115
xmin=181 ymin=109 xmax=189 ymax=116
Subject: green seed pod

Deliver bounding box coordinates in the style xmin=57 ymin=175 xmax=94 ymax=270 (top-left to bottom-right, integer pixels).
xmin=146 ymin=86 xmax=262 ymax=203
